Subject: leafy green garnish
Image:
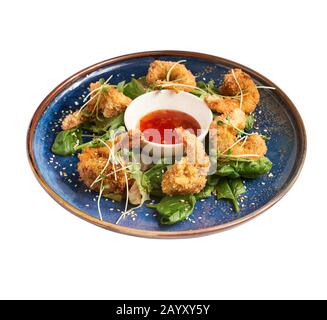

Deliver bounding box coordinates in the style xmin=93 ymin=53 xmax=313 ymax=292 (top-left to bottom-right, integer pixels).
xmin=51 ymin=127 xmax=82 ymax=156
xmin=245 ymin=114 xmax=255 ymax=131
xmin=123 ymin=78 xmax=147 ymax=99
xmin=81 ymin=113 xmax=124 ymax=134
xmin=207 ymin=175 xmax=220 ymax=186
xmin=192 ymin=80 xmax=218 ymax=98
xmin=142 ymin=162 xmax=169 ymax=197
xmin=116 ymin=80 xmax=126 ymax=93
xmin=75 ymin=126 xmax=126 ymax=150
xmin=147 ymin=195 xmax=196 ymax=225
xmin=216 ymin=178 xmax=245 ymax=212
xmin=216 ymin=157 xmax=272 ymax=179
xmin=195 ymin=184 xmax=215 ymax=200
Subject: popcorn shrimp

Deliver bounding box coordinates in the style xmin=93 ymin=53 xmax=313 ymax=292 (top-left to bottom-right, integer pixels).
xmin=87 ymin=81 xmax=132 ymax=118
xmin=61 ymin=80 xmax=131 ymax=130
xmin=146 ymin=60 xmax=196 ymax=92
xmin=161 ymin=128 xmax=210 ymax=195
xmin=205 ymin=68 xmax=260 ymax=114
xmin=210 ymin=109 xmax=247 ymax=154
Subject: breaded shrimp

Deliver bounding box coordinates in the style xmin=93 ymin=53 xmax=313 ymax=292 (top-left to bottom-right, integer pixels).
xmin=87 ymin=81 xmax=132 ymax=118
xmin=161 ymin=128 xmax=210 ymax=195
xmin=61 ymin=81 xmax=131 ymax=130
xmin=232 ymin=134 xmax=267 ymax=160
xmin=77 ymin=146 xmax=129 ymax=196
xmin=77 ymin=129 xmax=143 ymax=199
xmin=146 ymin=60 xmax=196 ymax=92
xmin=210 ymin=109 xmax=246 ymax=154
xmin=205 ymin=68 xmax=260 ymax=114
xmin=61 ymin=111 xmax=85 ymax=131
xmin=210 ymin=109 xmax=267 ymax=159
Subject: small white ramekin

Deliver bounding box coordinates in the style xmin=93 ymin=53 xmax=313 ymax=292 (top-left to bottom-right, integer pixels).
xmin=124 ymin=90 xmax=213 ymax=158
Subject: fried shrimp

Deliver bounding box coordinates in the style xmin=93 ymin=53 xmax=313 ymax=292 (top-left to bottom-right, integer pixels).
xmin=146 ymin=60 xmax=196 ymax=92
xmin=161 ymin=128 xmax=210 ymax=195
xmin=210 ymin=109 xmax=247 ymax=154
xmin=77 ymin=129 xmax=143 ymax=197
xmin=61 ymin=80 xmax=131 ymax=130
xmin=205 ymin=68 xmax=260 ymax=114
xmin=232 ymin=134 xmax=267 ymax=160
xmin=87 ymin=81 xmax=132 ymax=118
xmin=61 ymin=111 xmax=85 ymax=131
xmin=77 ymin=146 xmax=129 ymax=196
xmin=210 ymin=109 xmax=267 ymax=159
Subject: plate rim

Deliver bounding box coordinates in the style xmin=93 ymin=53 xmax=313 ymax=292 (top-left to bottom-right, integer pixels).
xmin=27 ymin=50 xmax=307 ymax=238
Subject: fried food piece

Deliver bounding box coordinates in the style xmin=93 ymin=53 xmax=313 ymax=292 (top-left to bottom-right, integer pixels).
xmin=146 ymin=60 xmax=196 ymax=92
xmin=210 ymin=109 xmax=246 ymax=154
xmin=232 ymin=134 xmax=267 ymax=160
xmin=61 ymin=81 xmax=131 ymax=130
xmin=61 ymin=111 xmax=84 ymax=131
xmin=77 ymin=129 xmax=143 ymax=198
xmin=161 ymin=158 xmax=207 ymax=195
xmin=87 ymin=81 xmax=132 ymax=118
xmin=205 ymin=68 xmax=260 ymax=114
xmin=161 ymin=128 xmax=210 ymax=195
xmin=77 ymin=146 xmax=129 ymax=196
xmin=210 ymin=109 xmax=267 ymax=159
xmin=205 ymin=95 xmax=240 ymax=114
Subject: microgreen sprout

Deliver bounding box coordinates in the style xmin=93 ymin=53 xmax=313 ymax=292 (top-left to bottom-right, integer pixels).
xmin=166 ymin=60 xmax=187 ymax=82
xmin=77 ymin=75 xmax=113 ymax=117
xmin=256 ymin=86 xmax=276 ymax=90
xmin=231 ymin=69 xmax=243 ymax=110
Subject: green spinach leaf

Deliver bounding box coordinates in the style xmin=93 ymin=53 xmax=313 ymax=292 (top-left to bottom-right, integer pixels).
xmin=147 ymin=195 xmax=196 ymax=225
xmin=81 ymin=113 xmax=124 ymax=134
xmin=142 ymin=163 xmax=168 ymax=197
xmin=75 ymin=126 xmax=126 ymax=151
xmin=216 ymin=178 xmax=245 ymax=212
xmin=192 ymin=80 xmax=218 ymax=98
xmin=207 ymin=175 xmax=220 ymax=186
xmin=195 ymin=184 xmax=215 ymax=200
xmin=216 ymin=157 xmax=272 ymax=179
xmin=51 ymin=127 xmax=82 ymax=156
xmin=123 ymin=78 xmax=146 ymax=99
xmin=245 ymin=114 xmax=255 ymax=131
xmin=116 ymin=80 xmax=126 ymax=93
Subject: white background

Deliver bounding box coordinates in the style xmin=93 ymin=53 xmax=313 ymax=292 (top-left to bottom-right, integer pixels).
xmin=0 ymin=0 xmax=326 ymax=300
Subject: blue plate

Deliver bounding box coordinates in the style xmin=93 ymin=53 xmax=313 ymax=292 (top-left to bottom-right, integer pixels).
xmin=27 ymin=51 xmax=306 ymax=238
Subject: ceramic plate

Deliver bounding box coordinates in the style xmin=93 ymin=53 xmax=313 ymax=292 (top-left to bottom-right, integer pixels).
xmin=27 ymin=51 xmax=306 ymax=238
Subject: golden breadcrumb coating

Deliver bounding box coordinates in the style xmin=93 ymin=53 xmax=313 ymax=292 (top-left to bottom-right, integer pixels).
xmin=77 ymin=146 xmax=129 ymax=196
xmin=232 ymin=134 xmax=267 ymax=160
xmin=162 ymin=158 xmax=207 ymax=195
xmin=61 ymin=81 xmax=131 ymax=130
xmin=77 ymin=129 xmax=143 ymax=197
xmin=210 ymin=109 xmax=267 ymax=159
xmin=146 ymin=60 xmax=196 ymax=92
xmin=210 ymin=109 xmax=247 ymax=154
xmin=205 ymin=68 xmax=260 ymax=114
xmin=161 ymin=128 xmax=210 ymax=195
xmin=87 ymin=82 xmax=132 ymax=118
xmin=61 ymin=111 xmax=85 ymax=130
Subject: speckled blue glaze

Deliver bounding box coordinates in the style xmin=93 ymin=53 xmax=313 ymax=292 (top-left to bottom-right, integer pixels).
xmin=32 ymin=54 xmax=303 ymax=233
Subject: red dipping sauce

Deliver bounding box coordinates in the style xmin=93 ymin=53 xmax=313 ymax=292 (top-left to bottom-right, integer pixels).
xmin=139 ymin=109 xmax=200 ymax=144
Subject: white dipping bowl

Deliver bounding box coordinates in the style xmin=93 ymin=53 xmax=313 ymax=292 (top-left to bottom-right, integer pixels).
xmin=124 ymin=90 xmax=213 ymax=157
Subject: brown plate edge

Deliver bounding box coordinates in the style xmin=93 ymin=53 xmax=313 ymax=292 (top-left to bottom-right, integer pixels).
xmin=26 ymin=50 xmax=307 ymax=239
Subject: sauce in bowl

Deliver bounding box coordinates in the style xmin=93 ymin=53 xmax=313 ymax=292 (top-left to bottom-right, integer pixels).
xmin=139 ymin=109 xmax=201 ymax=144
